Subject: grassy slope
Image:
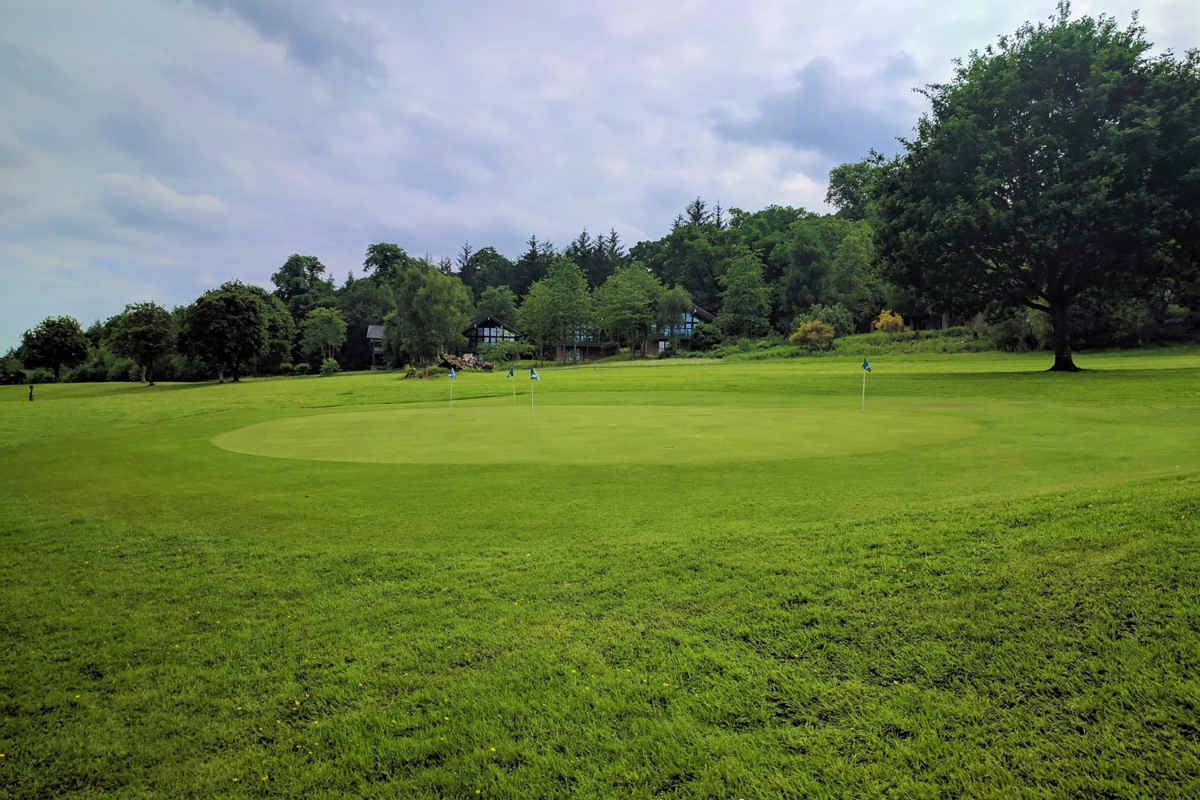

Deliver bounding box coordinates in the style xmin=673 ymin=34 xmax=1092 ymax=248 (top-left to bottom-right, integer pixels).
xmin=1 ymin=351 xmax=1199 ymax=798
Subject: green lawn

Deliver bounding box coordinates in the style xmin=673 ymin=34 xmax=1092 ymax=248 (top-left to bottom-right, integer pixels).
xmin=2 ymin=350 xmax=1199 ymax=798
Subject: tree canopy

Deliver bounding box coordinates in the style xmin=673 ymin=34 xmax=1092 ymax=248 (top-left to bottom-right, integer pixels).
xmin=301 ymin=308 xmax=348 ymax=361
xmin=20 ymin=316 xmax=89 ymax=381
xmin=109 ymin=302 xmax=173 ymax=385
xmin=517 ymin=256 xmax=591 ymax=363
xmin=873 ymin=6 xmax=1200 ymax=370
xmin=177 ymin=282 xmax=268 ymax=382
xmin=593 ymin=264 xmax=664 ymax=357
xmin=476 ymin=286 xmax=518 ymax=326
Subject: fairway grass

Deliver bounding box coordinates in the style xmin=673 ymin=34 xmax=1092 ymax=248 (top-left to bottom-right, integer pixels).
xmin=1 ymin=351 xmax=1199 ymax=798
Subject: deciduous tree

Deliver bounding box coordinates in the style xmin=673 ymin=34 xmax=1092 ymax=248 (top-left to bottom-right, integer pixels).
xmin=109 ymin=302 xmax=173 ymax=385
xmin=19 ymin=316 xmax=89 ymax=381
xmin=874 ymin=6 xmax=1200 ymax=370
xmin=302 ymin=308 xmax=348 ymax=362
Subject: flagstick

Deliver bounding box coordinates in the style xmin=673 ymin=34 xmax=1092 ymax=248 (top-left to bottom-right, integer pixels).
xmin=530 ymin=377 xmax=535 ymax=424
xmin=861 ymin=369 xmax=866 ymax=413
xmin=450 ymin=380 xmax=453 ymax=414
xmin=511 ymin=375 xmax=516 ymax=405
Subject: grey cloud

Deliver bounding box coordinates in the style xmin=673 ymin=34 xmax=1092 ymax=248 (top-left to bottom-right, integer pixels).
xmin=95 ymin=173 xmax=228 ymax=238
xmin=96 ymin=105 xmax=218 ymax=183
xmin=713 ymin=56 xmax=924 ymax=162
xmin=0 ymin=129 xmax=32 ymax=168
xmin=190 ymin=0 xmax=384 ymax=79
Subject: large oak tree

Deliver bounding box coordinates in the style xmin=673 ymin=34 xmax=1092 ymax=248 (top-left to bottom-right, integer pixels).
xmin=874 ymin=6 xmax=1200 ymax=370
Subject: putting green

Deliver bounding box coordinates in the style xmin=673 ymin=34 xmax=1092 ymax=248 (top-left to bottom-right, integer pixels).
xmin=212 ymin=402 xmax=979 ymax=464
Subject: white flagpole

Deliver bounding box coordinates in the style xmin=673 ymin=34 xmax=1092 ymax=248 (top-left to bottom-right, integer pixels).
xmin=511 ymin=374 xmax=516 ymax=405
xmin=530 ymin=376 xmax=535 ymax=424
xmin=861 ymin=369 xmax=866 ymax=413
xmin=450 ymin=380 xmax=453 ymax=414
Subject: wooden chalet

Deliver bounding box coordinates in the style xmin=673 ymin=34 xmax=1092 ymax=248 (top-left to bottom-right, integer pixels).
xmin=463 ymin=315 xmax=520 ymax=354
xmin=555 ymin=304 xmax=716 ymax=361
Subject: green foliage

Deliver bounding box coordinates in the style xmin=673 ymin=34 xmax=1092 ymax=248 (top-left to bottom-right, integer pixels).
xmin=293 ymin=363 xmax=310 ymax=375
xmin=362 ymin=242 xmax=414 ymax=285
xmin=388 ymin=263 xmax=473 ymax=367
xmin=319 ymin=357 xmax=341 ymax=377
xmin=689 ymin=322 xmax=722 ymax=351
xmin=716 ymin=250 xmax=771 ymax=338
xmin=789 ymin=320 xmax=836 ymax=350
xmin=512 ymin=236 xmax=557 ymax=297
xmin=657 ymin=284 xmax=693 ymax=353
xmin=517 ymin=256 xmax=591 ymax=363
xmin=562 ymin=228 xmax=626 ymax=288
xmin=825 ymin=155 xmax=884 ymax=220
xmin=793 ymin=303 xmax=855 ymax=338
xmin=462 ymin=247 xmax=516 ymax=300
xmin=873 ymin=7 xmax=1200 ymax=370
xmin=476 ymin=286 xmax=518 ymax=326
xmin=302 ymin=307 xmax=348 ymax=362
xmin=19 ymin=315 xmax=89 ymax=381
xmin=593 ymin=264 xmax=664 ymax=358
xmin=600 ymin=341 xmax=621 ymax=357
xmin=109 ymin=302 xmax=174 ymax=384
xmin=479 ymin=340 xmax=535 ymax=363
xmin=271 ymin=254 xmax=334 ymax=326
xmin=177 ymin=282 xmax=268 ymax=382
xmin=0 ymin=352 xmax=24 ymax=384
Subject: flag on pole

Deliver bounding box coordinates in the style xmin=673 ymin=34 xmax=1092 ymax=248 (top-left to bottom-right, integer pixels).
xmin=448 ymin=368 xmax=457 ymax=379
xmin=530 ymin=368 xmax=540 ymax=381
xmin=507 ymin=368 xmax=514 ymax=378
xmin=862 ymin=358 xmax=871 ymax=372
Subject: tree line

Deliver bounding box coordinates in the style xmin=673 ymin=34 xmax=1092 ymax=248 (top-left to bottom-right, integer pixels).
xmin=5 ymin=5 xmax=1199 ymax=383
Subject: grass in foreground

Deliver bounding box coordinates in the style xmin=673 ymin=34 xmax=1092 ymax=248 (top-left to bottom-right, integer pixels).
xmin=1 ymin=350 xmax=1199 ymax=798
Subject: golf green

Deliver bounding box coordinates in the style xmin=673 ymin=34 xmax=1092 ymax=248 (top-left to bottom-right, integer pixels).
xmin=211 ymin=401 xmax=980 ymax=464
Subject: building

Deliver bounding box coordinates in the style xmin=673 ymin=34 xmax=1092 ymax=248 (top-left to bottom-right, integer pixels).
xmin=366 ymin=324 xmax=384 ymax=369
xmin=462 ymin=315 xmax=520 ymax=354
xmin=555 ymin=304 xmax=716 ymax=362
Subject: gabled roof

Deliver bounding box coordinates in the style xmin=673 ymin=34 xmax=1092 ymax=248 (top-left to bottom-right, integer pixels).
xmin=463 ymin=314 xmax=521 ymax=336
xmin=691 ymin=304 xmax=715 ymax=323
xmin=366 ymin=324 xmax=384 ymax=340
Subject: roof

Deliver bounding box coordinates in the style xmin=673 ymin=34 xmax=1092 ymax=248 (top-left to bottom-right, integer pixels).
xmin=463 ymin=314 xmax=520 ymax=336
xmin=366 ymin=324 xmax=384 ymax=340
xmin=691 ymin=304 xmax=716 ymax=323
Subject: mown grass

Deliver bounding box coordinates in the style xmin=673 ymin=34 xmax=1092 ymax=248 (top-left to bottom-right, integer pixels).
xmin=1 ymin=351 xmax=1199 ymax=798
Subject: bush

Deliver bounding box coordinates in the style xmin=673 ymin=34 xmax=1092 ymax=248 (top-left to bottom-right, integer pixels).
xmin=689 ymin=322 xmax=722 ymax=352
xmin=293 ymin=363 xmax=311 ymax=376
xmin=29 ymin=367 xmax=55 ymax=384
xmin=737 ymin=338 xmax=753 ymax=353
xmin=600 ymin=341 xmax=621 ymax=357
xmin=876 ymin=309 xmax=905 ymax=336
xmin=319 ymin=358 xmax=341 ymax=377
xmin=489 ymin=341 xmax=537 ymax=363
xmin=789 ymin=320 xmax=837 ymax=350
xmin=279 ymin=362 xmax=294 ymax=375
xmin=794 ymin=303 xmax=855 ymax=338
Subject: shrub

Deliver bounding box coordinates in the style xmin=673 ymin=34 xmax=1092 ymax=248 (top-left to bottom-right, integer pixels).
xmin=794 ymin=303 xmax=855 ymax=338
xmin=737 ymin=338 xmax=753 ymax=353
xmin=319 ymin=358 xmax=341 ymax=377
xmin=279 ymin=362 xmax=294 ymax=375
xmin=789 ymin=320 xmax=837 ymax=350
xmin=689 ymin=322 xmax=722 ymax=352
xmin=600 ymin=341 xmax=621 ymax=357
xmin=29 ymin=367 xmax=55 ymax=384
xmin=293 ymin=363 xmax=311 ymax=376
xmin=875 ymin=309 xmax=905 ymax=336
xmin=490 ymin=341 xmax=537 ymax=362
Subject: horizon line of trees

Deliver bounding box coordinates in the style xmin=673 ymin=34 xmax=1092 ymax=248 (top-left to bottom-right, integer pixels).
xmin=5 ymin=5 xmax=1200 ymax=384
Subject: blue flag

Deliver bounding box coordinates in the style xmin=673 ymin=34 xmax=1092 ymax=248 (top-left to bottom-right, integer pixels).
xmin=448 ymin=368 xmax=456 ymax=380
xmin=862 ymin=358 xmax=871 ymax=372
xmin=507 ymin=368 xmax=514 ymax=378
xmin=530 ymin=368 xmax=540 ymax=381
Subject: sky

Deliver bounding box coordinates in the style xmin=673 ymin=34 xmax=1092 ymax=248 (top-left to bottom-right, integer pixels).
xmin=2 ymin=0 xmax=1198 ymax=348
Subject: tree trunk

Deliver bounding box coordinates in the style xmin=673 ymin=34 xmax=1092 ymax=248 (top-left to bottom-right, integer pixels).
xmin=1049 ymin=300 xmax=1079 ymax=372
xmin=53 ymin=364 xmax=60 ymax=382
xmin=146 ymin=362 xmax=155 ymax=387
xmin=218 ymin=367 xmax=224 ymax=383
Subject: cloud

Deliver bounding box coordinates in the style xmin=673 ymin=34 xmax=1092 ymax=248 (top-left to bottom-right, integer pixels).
xmin=712 ymin=55 xmax=926 ymax=163
xmin=0 ymin=128 xmax=32 ymax=169
xmin=190 ymin=0 xmax=384 ymax=79
xmin=95 ymin=173 xmax=227 ymax=235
